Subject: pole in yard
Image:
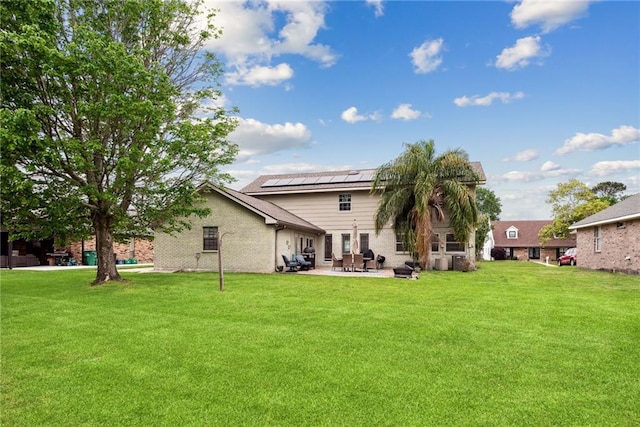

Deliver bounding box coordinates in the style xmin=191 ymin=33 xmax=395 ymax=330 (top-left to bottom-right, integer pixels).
xmin=217 ymin=232 xmax=232 ymax=292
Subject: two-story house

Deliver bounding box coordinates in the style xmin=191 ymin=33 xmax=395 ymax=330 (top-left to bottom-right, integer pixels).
xmin=154 ymin=165 xmax=486 ymax=273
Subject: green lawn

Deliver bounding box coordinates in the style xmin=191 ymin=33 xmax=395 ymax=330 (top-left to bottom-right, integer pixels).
xmin=1 ymin=263 xmax=639 ymax=426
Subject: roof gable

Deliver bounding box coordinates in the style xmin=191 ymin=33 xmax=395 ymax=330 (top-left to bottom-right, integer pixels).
xmin=199 ymin=184 xmax=324 ymax=234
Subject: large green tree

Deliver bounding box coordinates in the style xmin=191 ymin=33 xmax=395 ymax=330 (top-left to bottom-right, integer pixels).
xmin=371 ymin=140 xmax=480 ymax=269
xmin=0 ymin=0 xmax=238 ymax=283
xmin=591 ymin=181 xmax=627 ymax=204
xmin=539 ymin=179 xmax=610 ymax=244
xmin=476 ymin=187 xmax=502 ymax=221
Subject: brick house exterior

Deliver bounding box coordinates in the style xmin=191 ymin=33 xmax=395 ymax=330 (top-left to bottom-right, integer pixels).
xmin=490 ymin=220 xmax=576 ymax=262
xmin=66 ymin=237 xmax=154 ymax=264
xmin=154 ymin=184 xmax=324 ymax=273
xmin=569 ymin=193 xmax=639 ymax=274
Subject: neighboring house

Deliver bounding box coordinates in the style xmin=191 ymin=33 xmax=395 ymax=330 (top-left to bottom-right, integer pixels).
xmin=481 ymin=217 xmax=495 ymax=261
xmin=240 ymin=166 xmax=486 ymax=270
xmin=489 ymin=220 xmax=576 ymax=262
xmin=154 ymin=183 xmax=324 ymax=273
xmin=568 ymin=193 xmax=639 ymax=274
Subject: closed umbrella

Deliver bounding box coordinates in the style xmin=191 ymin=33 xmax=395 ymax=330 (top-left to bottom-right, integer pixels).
xmin=351 ymin=219 xmax=359 ymax=255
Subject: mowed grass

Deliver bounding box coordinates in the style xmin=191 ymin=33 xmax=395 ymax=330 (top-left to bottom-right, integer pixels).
xmin=1 ymin=263 xmax=639 ymax=426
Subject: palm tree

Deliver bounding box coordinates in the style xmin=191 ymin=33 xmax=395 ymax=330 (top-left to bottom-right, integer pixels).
xmin=371 ymin=140 xmax=480 ymax=269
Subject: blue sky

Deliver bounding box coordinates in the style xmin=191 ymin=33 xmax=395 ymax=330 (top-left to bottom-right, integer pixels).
xmin=203 ymin=0 xmax=639 ymax=220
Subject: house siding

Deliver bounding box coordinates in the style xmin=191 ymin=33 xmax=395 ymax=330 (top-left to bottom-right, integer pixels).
xmin=257 ymin=188 xmax=476 ymax=269
xmin=576 ymin=219 xmax=640 ymax=274
xmin=154 ymin=191 xmax=276 ymax=273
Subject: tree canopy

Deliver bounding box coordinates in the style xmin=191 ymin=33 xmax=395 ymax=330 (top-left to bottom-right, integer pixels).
xmin=476 ymin=187 xmax=502 ymax=221
xmin=371 ymin=140 xmax=480 ymax=269
xmin=0 ymin=0 xmax=238 ymax=283
xmin=539 ymin=178 xmax=611 ymax=244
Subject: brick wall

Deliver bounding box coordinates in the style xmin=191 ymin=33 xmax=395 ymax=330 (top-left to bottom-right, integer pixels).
xmin=154 ymin=191 xmax=277 ymax=273
xmin=576 ymin=220 xmax=639 ymax=274
xmin=66 ymin=237 xmax=154 ymax=264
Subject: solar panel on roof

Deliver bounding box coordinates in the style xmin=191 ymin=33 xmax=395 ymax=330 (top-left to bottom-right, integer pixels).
xmin=262 ymin=179 xmax=280 ymax=187
xmin=316 ymin=176 xmax=333 ymax=184
xmin=345 ymin=174 xmax=361 ymax=182
xmin=301 ymin=177 xmax=320 ymax=184
xmin=288 ymin=177 xmax=306 ymax=185
xmin=360 ymin=172 xmax=373 ymax=181
xmin=330 ymin=175 xmax=348 ymax=182
xmin=276 ymin=178 xmax=292 ymax=185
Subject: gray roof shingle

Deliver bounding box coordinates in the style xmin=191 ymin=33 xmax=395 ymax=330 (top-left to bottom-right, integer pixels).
xmin=570 ymin=193 xmax=640 ymax=229
xmin=200 ymin=184 xmax=325 ymax=234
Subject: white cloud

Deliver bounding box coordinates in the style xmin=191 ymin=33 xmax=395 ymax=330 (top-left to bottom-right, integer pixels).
xmin=341 ymin=106 xmax=380 ymax=124
xmin=495 ymin=36 xmax=549 ymax=71
xmin=497 ymin=165 xmax=581 ymax=183
xmin=391 ymin=104 xmax=422 ymax=121
xmin=226 ymin=63 xmax=294 ymax=87
xmin=204 ymin=1 xmax=337 ymax=87
xmin=229 ymin=117 xmax=312 ymax=161
xmin=503 ymin=149 xmax=539 ymax=162
xmin=511 ymin=0 xmax=591 ymax=33
xmin=409 ymin=38 xmax=444 ymax=74
xmin=366 ymin=0 xmax=384 ymax=18
xmin=590 ymin=160 xmax=640 ymax=177
xmin=454 ymin=91 xmax=525 ymax=107
xmin=541 ymin=160 xmax=561 ymax=172
xmin=556 ymin=125 xmax=640 ymax=155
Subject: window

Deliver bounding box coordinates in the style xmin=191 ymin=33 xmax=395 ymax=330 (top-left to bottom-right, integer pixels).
xmin=594 ymin=226 xmax=602 ymax=252
xmin=339 ymin=193 xmax=351 ymax=211
xmin=445 ymin=233 xmax=464 ymax=252
xmin=431 ymin=233 xmax=440 ymax=253
xmin=324 ymin=235 xmax=333 ymax=260
xmin=528 ymin=247 xmax=540 ymax=259
xmin=617 ymin=222 xmax=626 ymax=229
xmin=506 ymin=227 xmax=518 ymax=239
xmin=395 ymin=233 xmax=408 ymax=253
xmin=360 ymin=233 xmax=369 ymax=252
xmin=203 ymin=227 xmax=218 ymax=250
xmin=341 ymin=234 xmax=351 ymax=254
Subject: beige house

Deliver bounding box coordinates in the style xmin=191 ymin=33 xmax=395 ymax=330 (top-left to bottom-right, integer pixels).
xmin=154 ymin=165 xmax=486 ymax=272
xmin=154 ymin=184 xmax=324 ymax=273
xmin=568 ymin=193 xmax=639 ymax=274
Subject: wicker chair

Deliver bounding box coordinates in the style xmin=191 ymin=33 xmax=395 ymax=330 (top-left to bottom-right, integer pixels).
xmin=331 ymin=253 xmax=343 ymax=271
xmin=342 ymin=253 xmax=353 ymax=272
xmin=353 ymin=253 xmax=364 ymax=272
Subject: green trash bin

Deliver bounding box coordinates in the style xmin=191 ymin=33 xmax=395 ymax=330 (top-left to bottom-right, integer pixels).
xmin=84 ymin=251 xmax=97 ymax=266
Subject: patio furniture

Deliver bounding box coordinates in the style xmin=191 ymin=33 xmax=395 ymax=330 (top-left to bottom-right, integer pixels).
xmin=353 ymin=253 xmax=364 ymax=272
xmin=376 ymin=255 xmax=386 ymax=269
xmin=281 ymin=255 xmax=299 ymax=272
xmin=393 ymin=264 xmax=414 ymax=279
xmin=342 ymin=253 xmax=353 ymax=272
xmin=295 ymin=254 xmax=312 ymax=271
xmin=331 ymin=253 xmax=343 ymax=271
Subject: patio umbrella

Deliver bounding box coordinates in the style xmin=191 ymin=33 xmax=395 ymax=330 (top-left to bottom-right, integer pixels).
xmin=351 ymin=219 xmax=359 ymax=255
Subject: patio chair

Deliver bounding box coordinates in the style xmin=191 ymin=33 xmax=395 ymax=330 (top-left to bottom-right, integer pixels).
xmin=281 ymin=255 xmax=299 ymax=272
xmin=331 ymin=253 xmax=343 ymax=271
xmin=342 ymin=253 xmax=353 ymax=272
xmin=353 ymin=253 xmax=364 ymax=272
xmin=295 ymin=254 xmax=312 ymax=271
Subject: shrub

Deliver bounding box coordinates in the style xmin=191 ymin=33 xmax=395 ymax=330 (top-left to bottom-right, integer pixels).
xmin=491 ymin=247 xmax=506 ymax=260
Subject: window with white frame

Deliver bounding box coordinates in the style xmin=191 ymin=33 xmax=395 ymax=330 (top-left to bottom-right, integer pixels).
xmin=446 ymin=233 xmax=465 ymax=252
xmin=395 ymin=233 xmax=408 ymax=253
xmin=431 ymin=233 xmax=440 ymax=253
xmin=339 ymin=193 xmax=351 ymax=211
xmin=506 ymin=226 xmax=518 ymax=239
xmin=594 ymin=226 xmax=602 ymax=252
xmin=341 ymin=234 xmax=351 ymax=253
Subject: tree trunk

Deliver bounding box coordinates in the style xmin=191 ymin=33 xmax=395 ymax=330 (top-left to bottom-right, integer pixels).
xmin=93 ymin=214 xmax=121 ymax=284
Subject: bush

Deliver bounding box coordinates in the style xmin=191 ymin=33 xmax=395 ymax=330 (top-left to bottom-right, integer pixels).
xmin=491 ymin=247 xmax=506 ymax=260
